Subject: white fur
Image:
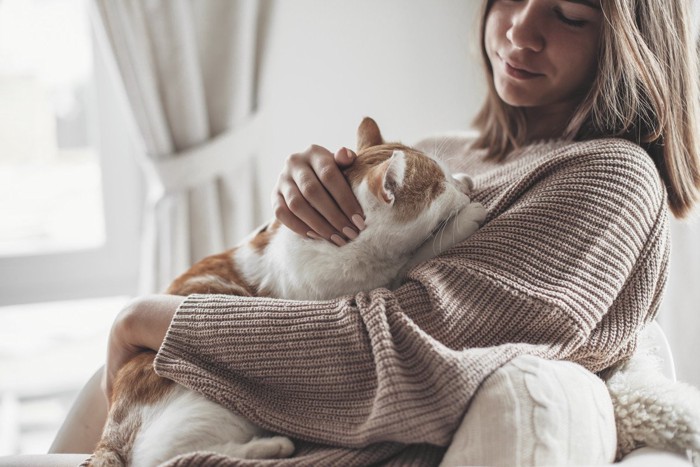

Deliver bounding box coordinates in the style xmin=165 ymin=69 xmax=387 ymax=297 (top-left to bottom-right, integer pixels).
xmin=385 ymin=150 xmax=407 ymax=193
xmin=607 ymin=331 xmax=700 ymax=465
xmin=236 ymin=165 xmax=485 ymax=301
xmin=392 ymin=200 xmax=486 ymax=289
xmin=131 ymin=386 xmax=294 ymax=466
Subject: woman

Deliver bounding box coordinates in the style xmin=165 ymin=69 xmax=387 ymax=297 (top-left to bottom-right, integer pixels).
xmin=31 ymin=0 xmax=700 ymax=465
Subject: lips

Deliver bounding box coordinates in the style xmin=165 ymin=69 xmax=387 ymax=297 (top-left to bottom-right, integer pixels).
xmin=500 ymin=55 xmax=544 ymax=80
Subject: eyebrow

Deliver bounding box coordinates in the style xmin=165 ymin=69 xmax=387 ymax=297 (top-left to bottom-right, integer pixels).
xmin=564 ymin=0 xmax=601 ymax=10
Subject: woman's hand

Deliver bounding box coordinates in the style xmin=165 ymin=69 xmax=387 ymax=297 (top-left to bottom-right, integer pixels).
xmin=101 ymin=294 xmax=185 ymax=404
xmin=272 ymin=145 xmax=366 ymax=246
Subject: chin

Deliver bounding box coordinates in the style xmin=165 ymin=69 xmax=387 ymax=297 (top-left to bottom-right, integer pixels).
xmin=494 ymin=81 xmax=541 ymax=107
xmin=497 ymin=90 xmax=540 ymax=108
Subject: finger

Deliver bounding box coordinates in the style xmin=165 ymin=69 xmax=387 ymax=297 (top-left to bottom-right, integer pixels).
xmin=315 ymin=148 xmax=366 ymax=230
xmin=272 ymin=191 xmax=319 ymax=239
xmin=334 ymin=146 xmax=356 ymax=167
xmin=291 ymin=164 xmax=357 ymax=241
xmin=277 ymin=185 xmax=347 ymax=246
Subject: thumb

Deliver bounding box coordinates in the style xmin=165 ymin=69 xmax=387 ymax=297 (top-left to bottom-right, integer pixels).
xmin=334 ymin=147 xmax=356 ymax=167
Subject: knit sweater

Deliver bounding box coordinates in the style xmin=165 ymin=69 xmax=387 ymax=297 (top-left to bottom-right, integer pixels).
xmin=154 ymin=136 xmax=670 ymax=466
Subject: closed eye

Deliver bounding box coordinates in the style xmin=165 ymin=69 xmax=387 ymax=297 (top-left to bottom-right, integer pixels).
xmin=555 ymin=8 xmax=587 ymax=27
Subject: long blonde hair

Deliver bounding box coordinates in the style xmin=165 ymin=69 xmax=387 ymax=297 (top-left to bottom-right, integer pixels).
xmin=472 ymin=0 xmax=700 ymax=218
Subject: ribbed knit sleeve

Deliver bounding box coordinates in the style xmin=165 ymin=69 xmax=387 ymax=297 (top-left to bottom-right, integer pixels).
xmin=153 ymin=138 xmax=669 ymax=464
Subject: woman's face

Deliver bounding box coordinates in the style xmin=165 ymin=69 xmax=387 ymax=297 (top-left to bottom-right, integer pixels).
xmin=485 ymin=0 xmax=603 ymax=111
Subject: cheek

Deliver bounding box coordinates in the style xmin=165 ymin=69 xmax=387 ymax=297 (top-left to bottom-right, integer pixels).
xmin=551 ymin=36 xmax=599 ymax=90
xmin=484 ymin=11 xmax=506 ymax=59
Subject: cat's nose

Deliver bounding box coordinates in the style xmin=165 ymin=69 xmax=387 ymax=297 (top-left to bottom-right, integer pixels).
xmin=452 ymin=173 xmax=474 ymax=194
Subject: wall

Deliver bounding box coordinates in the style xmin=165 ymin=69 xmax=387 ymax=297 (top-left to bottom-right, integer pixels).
xmin=254 ymin=0 xmax=487 ymax=212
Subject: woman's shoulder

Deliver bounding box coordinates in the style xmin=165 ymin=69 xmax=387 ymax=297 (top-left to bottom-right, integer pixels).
xmin=513 ymin=138 xmax=669 ymax=225
xmin=548 ymin=137 xmax=664 ymax=195
xmin=410 ymin=133 xmax=665 ymax=206
xmin=473 ymin=137 xmax=668 ymax=225
xmin=556 ymin=137 xmax=654 ymax=166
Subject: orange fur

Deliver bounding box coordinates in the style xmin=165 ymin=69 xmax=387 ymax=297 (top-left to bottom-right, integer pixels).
xmin=166 ymin=248 xmax=255 ymax=296
xmin=89 ymin=116 xmax=469 ymax=466
xmin=346 ymin=143 xmax=446 ymax=221
xmin=249 ymin=220 xmax=281 ymax=254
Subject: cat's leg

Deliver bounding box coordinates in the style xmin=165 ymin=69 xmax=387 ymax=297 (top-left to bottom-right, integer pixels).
xmin=89 ymin=353 xmax=175 ymax=467
xmin=391 ymin=201 xmax=487 ymax=289
xmin=132 ymin=384 xmax=295 ymax=464
xmin=87 ymin=405 xmax=143 ymax=467
xmin=207 ymin=436 xmax=295 ymax=460
xmin=427 ymin=201 xmax=487 ymax=255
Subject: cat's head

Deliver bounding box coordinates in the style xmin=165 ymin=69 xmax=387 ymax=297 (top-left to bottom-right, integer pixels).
xmin=344 ymin=117 xmax=473 ymax=249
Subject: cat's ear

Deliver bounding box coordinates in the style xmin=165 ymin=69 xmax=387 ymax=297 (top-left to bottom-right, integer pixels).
xmin=357 ymin=117 xmax=384 ymax=151
xmin=370 ymin=150 xmax=407 ymax=205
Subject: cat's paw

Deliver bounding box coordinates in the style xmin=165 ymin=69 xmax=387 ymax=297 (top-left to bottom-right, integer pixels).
xmin=465 ymin=201 xmax=487 ymax=223
xmin=451 ymin=201 xmax=487 ymax=239
xmin=83 ymin=451 xmax=125 ymax=467
xmin=453 ymin=173 xmax=474 ymax=192
xmin=242 ymin=436 xmax=295 ymax=459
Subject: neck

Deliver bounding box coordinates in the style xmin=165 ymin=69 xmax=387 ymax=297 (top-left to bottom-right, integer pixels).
xmin=523 ymin=99 xmax=579 ymax=142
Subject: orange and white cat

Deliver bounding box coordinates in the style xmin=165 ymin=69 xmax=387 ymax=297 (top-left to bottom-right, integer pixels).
xmin=88 ymin=117 xmax=486 ymax=466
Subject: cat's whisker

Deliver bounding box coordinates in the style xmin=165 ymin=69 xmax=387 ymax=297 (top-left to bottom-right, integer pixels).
xmin=434 ymin=212 xmax=454 ymax=255
xmin=451 ymin=208 xmax=461 ymax=245
xmin=436 ymin=208 xmax=463 ymax=253
xmin=433 ymin=138 xmax=448 ymax=162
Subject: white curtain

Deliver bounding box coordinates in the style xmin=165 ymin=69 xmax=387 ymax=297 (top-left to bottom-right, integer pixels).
xmin=92 ymin=0 xmax=269 ymax=292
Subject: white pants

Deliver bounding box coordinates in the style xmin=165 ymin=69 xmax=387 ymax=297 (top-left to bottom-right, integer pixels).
xmin=440 ymin=355 xmax=617 ymax=467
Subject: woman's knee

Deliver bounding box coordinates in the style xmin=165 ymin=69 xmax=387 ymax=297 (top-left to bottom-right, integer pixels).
xmin=440 ymin=355 xmax=617 ymax=467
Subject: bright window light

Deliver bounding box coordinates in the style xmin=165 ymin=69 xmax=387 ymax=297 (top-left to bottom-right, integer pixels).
xmin=0 ymin=0 xmax=104 ymax=256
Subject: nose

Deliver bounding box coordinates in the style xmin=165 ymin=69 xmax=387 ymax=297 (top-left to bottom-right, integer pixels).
xmin=506 ymin=3 xmax=545 ymax=52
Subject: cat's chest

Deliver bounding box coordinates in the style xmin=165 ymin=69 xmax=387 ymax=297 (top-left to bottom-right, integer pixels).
xmin=239 ymin=229 xmax=402 ymax=300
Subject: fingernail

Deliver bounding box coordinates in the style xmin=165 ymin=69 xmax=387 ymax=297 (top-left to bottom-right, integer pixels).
xmin=342 ymin=226 xmax=358 ymax=240
xmin=344 ymin=147 xmax=355 ymax=160
xmin=330 ymin=234 xmax=347 ymax=247
xmin=307 ymin=231 xmax=321 ymax=240
xmin=352 ymin=214 xmax=366 ymax=231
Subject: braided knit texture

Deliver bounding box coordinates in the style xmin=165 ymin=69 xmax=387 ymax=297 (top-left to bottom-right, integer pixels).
xmin=154 ymin=136 xmax=670 ymax=466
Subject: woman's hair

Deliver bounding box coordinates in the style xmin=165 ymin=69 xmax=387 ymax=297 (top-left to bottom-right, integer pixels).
xmin=472 ymin=0 xmax=700 ymax=218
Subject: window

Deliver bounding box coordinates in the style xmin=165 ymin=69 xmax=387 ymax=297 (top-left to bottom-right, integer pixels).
xmin=0 ymin=0 xmax=142 ymax=454
xmin=0 ymin=0 xmax=141 ymax=304
xmin=0 ymin=0 xmax=104 ymax=256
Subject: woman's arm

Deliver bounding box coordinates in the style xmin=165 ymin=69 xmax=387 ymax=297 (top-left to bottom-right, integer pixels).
xmin=103 ymin=295 xmax=185 ymax=400
xmin=150 ymin=141 xmax=669 ymax=448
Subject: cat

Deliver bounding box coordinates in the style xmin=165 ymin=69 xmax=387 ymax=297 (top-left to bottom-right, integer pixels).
xmin=87 ymin=117 xmax=487 ymax=467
